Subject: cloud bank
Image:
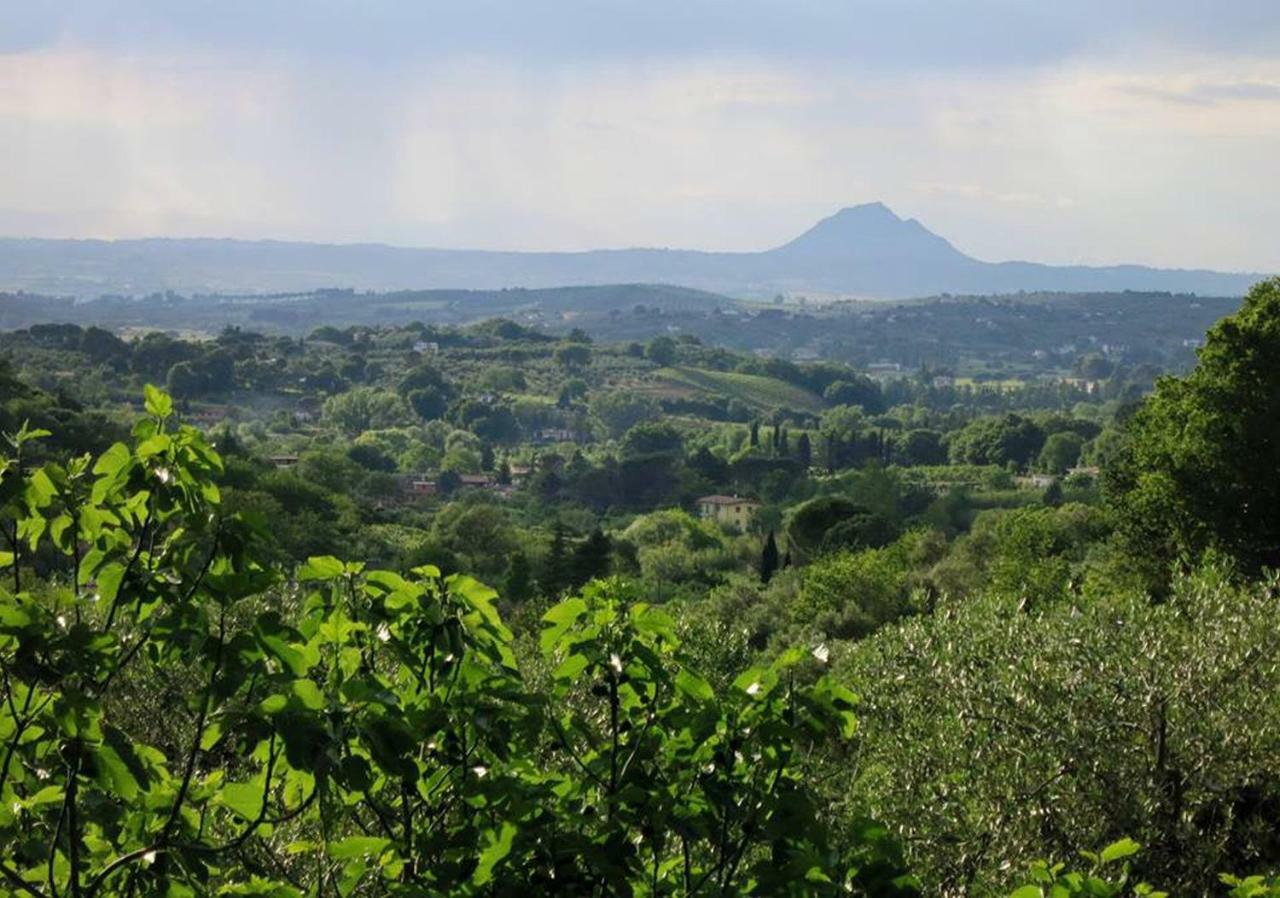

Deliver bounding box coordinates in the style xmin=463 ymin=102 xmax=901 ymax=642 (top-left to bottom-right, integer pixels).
xmin=2 ymin=2 xmax=1278 ymax=272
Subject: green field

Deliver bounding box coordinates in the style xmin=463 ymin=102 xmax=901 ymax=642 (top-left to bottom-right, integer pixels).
xmin=647 ymin=366 xmax=827 ymax=413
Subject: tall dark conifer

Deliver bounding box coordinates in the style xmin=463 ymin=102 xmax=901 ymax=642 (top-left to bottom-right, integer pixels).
xmin=572 ymin=527 xmax=613 ymax=588
xmin=504 ymin=551 xmax=535 ymax=602
xmin=760 ymin=530 xmax=780 ymax=584
xmin=797 ymin=432 xmax=812 ymax=469
xmin=541 ymin=520 xmax=572 ymax=598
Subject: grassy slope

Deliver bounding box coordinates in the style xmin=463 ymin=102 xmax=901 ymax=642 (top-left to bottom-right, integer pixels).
xmin=648 ymin=366 xmax=827 ymax=413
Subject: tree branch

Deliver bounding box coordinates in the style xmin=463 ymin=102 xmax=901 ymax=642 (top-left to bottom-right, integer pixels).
xmin=0 ymin=861 xmax=51 ymax=898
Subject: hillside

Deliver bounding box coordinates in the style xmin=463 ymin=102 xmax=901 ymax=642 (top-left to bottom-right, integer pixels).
xmin=0 ymin=283 xmax=734 ymax=333
xmin=643 ymin=366 xmax=828 ymax=413
xmin=0 ymin=203 xmax=1265 ymax=299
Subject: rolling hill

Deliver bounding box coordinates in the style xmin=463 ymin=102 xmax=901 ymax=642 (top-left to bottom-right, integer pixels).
xmin=0 ymin=203 xmax=1265 ymax=299
xmin=642 ymin=366 xmax=827 ymax=414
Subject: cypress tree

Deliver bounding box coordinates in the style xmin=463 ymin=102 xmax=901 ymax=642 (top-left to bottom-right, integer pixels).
xmin=749 ymin=420 xmax=760 ymax=448
xmin=504 ymin=551 xmax=535 ymax=602
xmin=760 ymin=530 xmax=780 ymax=584
xmin=571 ymin=527 xmax=613 ymax=588
xmin=1042 ymin=479 xmax=1064 ymax=508
xmin=797 ymin=432 xmax=812 ymax=469
xmin=541 ymin=521 xmax=572 ymax=598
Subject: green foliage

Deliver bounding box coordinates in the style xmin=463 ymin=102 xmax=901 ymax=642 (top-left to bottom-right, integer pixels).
xmin=1008 ymin=839 xmax=1165 ymax=898
xmin=570 ymin=527 xmax=612 ymax=587
xmin=924 ymin=502 xmax=1108 ymax=604
xmin=892 ymin=429 xmax=946 ymax=466
xmin=0 ymin=390 xmax=911 ymax=897
xmin=503 ymin=550 xmax=535 ymax=603
xmin=787 ymin=496 xmax=896 ymax=563
xmin=1038 ymin=431 xmax=1084 ymax=474
xmin=1221 ymin=874 xmax=1280 ymax=898
xmin=589 ymin=392 xmax=658 ymax=439
xmin=621 ymin=508 xmax=721 ymax=553
xmin=948 ymin=413 xmax=1045 ymax=470
xmin=620 ymin=421 xmax=684 ymax=458
xmin=793 ymin=535 xmax=930 ymax=641
xmin=644 ymin=336 xmax=678 ymax=367
xmin=428 ymin=500 xmax=518 ymax=579
xmin=838 ymin=563 xmax=1280 ymax=895
xmin=822 ymin=377 xmax=881 ymax=411
xmin=553 ymin=343 xmax=592 ymax=370
xmin=479 ymin=365 xmax=527 ymax=392
xmin=535 ymin=580 xmax=910 ymax=896
xmin=7 ymin=294 xmax=1280 ymax=897
xmin=1107 ymin=277 xmax=1280 ymax=575
xmin=540 ymin=519 xmax=573 ymax=599
xmin=657 ymin=367 xmax=827 ymax=414
xmin=796 ymin=432 xmax=813 ymax=468
xmin=760 ymin=530 xmax=779 ymax=584
xmin=321 ymin=387 xmax=412 ymax=435
xmin=615 ymin=510 xmax=743 ymax=600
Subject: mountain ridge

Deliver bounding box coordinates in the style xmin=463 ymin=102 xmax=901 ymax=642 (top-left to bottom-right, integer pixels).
xmin=0 ymin=203 xmax=1266 ymax=299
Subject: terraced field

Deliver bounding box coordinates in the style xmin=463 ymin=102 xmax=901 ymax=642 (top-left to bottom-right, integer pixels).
xmin=644 ymin=366 xmax=827 ymax=413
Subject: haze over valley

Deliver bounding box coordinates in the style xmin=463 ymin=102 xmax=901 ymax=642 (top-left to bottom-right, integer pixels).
xmin=0 ymin=202 xmax=1264 ymax=300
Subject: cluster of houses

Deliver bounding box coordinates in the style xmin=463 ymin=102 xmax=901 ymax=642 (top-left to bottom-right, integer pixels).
xmin=183 ymin=394 xmax=322 ymax=429
xmin=267 ymin=447 xmax=764 ymax=525
xmin=533 ymin=427 xmax=586 ymax=444
xmin=1015 ymin=465 xmax=1101 ymax=490
xmin=265 ymin=453 xmax=535 ymax=505
xmin=400 ymin=463 xmax=532 ymax=502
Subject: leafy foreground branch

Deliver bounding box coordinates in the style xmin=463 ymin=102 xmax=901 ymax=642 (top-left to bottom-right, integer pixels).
xmin=1008 ymin=839 xmax=1280 ymax=898
xmin=0 ymin=387 xmax=913 ymax=897
xmin=1 ymin=389 xmax=1276 ymax=897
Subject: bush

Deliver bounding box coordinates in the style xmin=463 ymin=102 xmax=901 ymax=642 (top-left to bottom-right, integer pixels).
xmin=837 ymin=562 xmax=1280 ymax=895
xmin=0 ymin=389 xmax=910 ymax=897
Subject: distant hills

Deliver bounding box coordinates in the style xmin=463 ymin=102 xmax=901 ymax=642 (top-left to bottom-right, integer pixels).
xmin=0 ymin=283 xmax=734 ymax=334
xmin=0 ymin=203 xmax=1266 ymax=299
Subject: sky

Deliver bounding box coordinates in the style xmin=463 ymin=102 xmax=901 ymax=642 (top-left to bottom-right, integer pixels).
xmin=2 ymin=1 xmax=1279 ymax=272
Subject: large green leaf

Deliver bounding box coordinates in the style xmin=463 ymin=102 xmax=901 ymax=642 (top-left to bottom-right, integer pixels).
xmin=220 ymin=781 xmax=265 ymax=821
xmin=473 ymin=822 xmax=517 ymax=885
xmin=299 ymin=556 xmax=345 ymax=581
xmin=540 ymin=596 xmax=587 ymax=653
xmin=144 ymin=384 xmax=174 ymax=419
xmin=675 ymin=668 xmax=716 ymax=704
xmin=291 ymin=679 xmax=325 ymax=710
xmin=327 ymin=836 xmax=391 ymax=860
xmin=1099 ymin=838 xmax=1141 ymax=864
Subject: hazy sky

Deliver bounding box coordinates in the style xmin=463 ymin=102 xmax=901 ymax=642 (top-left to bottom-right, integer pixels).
xmin=3 ymin=1 xmax=1279 ymax=271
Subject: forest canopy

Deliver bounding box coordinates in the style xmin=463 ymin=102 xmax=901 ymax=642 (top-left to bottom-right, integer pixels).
xmin=1 ymin=280 xmax=1279 ymax=896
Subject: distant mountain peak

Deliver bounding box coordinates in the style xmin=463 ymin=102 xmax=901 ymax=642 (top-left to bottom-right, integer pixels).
xmin=829 ymin=201 xmax=899 ymax=220
xmin=773 ymin=201 xmax=964 ymax=260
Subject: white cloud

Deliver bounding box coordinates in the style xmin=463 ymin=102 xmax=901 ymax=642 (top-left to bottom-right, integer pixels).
xmin=0 ymin=44 xmax=1277 ymax=272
